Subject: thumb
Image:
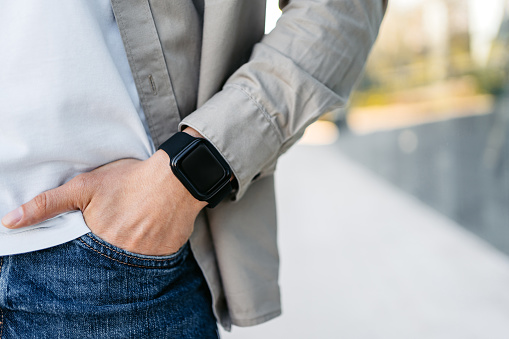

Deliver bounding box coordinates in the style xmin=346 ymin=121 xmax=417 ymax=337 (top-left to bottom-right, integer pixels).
xmin=1 ymin=175 xmax=91 ymax=229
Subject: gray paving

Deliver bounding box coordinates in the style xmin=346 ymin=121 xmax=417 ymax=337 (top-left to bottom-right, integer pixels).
xmin=220 ymin=143 xmax=509 ymax=339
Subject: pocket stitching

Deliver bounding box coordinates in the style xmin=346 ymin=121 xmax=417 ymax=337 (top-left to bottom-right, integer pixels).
xmin=79 ymin=238 xmax=159 ymax=269
xmin=85 ymin=234 xmax=180 ymax=262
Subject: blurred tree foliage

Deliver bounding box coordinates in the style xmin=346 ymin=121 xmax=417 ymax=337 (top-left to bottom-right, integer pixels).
xmin=349 ymin=2 xmax=507 ymax=109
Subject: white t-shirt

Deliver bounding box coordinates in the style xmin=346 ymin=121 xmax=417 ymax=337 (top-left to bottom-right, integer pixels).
xmin=0 ymin=1 xmax=155 ymax=255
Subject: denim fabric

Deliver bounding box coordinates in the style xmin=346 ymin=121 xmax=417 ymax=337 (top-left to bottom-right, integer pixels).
xmin=0 ymin=233 xmax=219 ymax=338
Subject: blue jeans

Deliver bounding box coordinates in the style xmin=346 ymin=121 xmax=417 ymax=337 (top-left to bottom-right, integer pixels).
xmin=0 ymin=233 xmax=219 ymax=338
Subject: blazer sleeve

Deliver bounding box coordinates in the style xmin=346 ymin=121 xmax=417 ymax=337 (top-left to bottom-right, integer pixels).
xmin=179 ymin=0 xmax=387 ymax=201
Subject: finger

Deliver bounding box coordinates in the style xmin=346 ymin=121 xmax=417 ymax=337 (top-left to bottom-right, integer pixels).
xmin=1 ymin=175 xmax=91 ymax=229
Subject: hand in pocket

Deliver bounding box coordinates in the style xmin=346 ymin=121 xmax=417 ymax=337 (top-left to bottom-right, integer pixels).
xmin=1 ymin=150 xmax=207 ymax=256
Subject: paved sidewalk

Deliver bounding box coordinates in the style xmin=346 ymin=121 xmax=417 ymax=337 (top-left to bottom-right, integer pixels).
xmin=220 ymin=142 xmax=509 ymax=339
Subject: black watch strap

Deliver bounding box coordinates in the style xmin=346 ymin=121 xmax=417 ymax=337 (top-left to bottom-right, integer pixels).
xmin=160 ymin=132 xmax=195 ymax=158
xmin=206 ymin=179 xmax=233 ymax=208
xmin=158 ymin=132 xmax=233 ymax=208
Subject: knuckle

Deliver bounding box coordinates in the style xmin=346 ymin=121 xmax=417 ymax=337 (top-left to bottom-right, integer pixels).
xmin=33 ymin=192 xmax=49 ymax=212
xmin=72 ymin=174 xmax=88 ymax=190
xmin=72 ymin=174 xmax=89 ymax=195
xmin=70 ymin=173 xmax=93 ymax=208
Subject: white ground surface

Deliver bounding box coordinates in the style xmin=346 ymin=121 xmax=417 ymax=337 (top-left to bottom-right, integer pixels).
xmin=220 ymin=143 xmax=509 ymax=339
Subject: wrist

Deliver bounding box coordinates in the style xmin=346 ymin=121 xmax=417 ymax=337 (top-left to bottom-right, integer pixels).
xmin=158 ymin=130 xmax=235 ymax=207
xmin=182 ymin=127 xmax=236 ymax=183
xmin=182 ymin=126 xmax=203 ymax=139
xmin=152 ymin=149 xmax=208 ymax=210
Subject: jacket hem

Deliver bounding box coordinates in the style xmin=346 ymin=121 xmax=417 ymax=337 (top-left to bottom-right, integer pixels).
xmin=228 ymin=308 xmax=282 ymax=329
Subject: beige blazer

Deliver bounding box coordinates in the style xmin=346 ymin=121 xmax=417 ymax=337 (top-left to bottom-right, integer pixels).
xmin=110 ymin=0 xmax=386 ymax=330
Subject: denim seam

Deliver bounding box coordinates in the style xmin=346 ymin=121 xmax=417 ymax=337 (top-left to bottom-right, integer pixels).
xmin=85 ymin=235 xmax=180 ymax=262
xmin=79 ymin=238 xmax=167 ymax=269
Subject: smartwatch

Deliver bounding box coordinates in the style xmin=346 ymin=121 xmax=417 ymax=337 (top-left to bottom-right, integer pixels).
xmin=158 ymin=132 xmax=233 ymax=208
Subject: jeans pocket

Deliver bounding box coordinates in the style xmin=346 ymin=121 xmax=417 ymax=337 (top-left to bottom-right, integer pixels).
xmin=76 ymin=232 xmax=189 ymax=269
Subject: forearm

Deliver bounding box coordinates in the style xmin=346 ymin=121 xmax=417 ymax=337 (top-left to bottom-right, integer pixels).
xmin=180 ymin=0 xmax=386 ymax=200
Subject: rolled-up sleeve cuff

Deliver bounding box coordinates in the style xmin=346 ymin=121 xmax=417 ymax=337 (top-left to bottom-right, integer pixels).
xmin=179 ymin=84 xmax=283 ymax=201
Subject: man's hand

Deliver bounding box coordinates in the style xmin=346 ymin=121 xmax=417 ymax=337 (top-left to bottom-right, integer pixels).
xmin=1 ymin=130 xmax=208 ymax=256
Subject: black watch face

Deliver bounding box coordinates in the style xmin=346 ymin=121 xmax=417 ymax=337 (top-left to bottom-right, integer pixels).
xmin=178 ymin=143 xmax=227 ymax=194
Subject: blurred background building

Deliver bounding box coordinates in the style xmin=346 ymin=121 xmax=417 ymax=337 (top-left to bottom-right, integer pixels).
xmin=340 ymin=0 xmax=509 ymax=254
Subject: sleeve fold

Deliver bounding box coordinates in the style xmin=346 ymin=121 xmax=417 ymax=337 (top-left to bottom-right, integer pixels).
xmin=180 ymin=0 xmax=386 ymax=201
